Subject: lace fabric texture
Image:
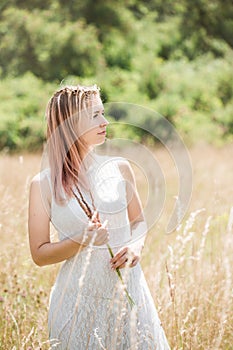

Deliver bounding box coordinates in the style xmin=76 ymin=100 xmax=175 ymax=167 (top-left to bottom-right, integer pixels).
xmin=42 ymin=154 xmax=170 ymax=349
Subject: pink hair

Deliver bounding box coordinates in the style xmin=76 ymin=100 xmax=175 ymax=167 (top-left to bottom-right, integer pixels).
xmin=45 ymin=84 xmax=100 ymax=203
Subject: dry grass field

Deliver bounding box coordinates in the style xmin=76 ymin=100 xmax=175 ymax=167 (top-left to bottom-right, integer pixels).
xmin=0 ymin=143 xmax=233 ymax=349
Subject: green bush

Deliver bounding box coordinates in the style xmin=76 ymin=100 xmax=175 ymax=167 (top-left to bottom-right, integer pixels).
xmin=103 ymin=30 xmax=133 ymax=70
xmin=0 ymin=73 xmax=54 ymax=151
xmin=0 ymin=1 xmax=233 ymax=151
xmin=0 ymin=8 xmax=103 ymax=81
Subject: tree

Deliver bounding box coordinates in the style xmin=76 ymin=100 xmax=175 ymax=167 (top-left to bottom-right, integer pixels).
xmin=0 ymin=8 xmax=103 ymax=81
xmin=179 ymin=0 xmax=233 ymax=57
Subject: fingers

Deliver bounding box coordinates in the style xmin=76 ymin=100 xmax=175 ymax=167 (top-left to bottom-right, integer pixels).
xmin=110 ymin=247 xmax=139 ymax=270
xmin=87 ymin=221 xmax=98 ymax=231
xmin=84 ymin=217 xmax=109 ymax=246
xmin=91 ymin=210 xmax=101 ymax=226
xmin=129 ymin=256 xmax=139 ymax=268
xmin=110 ymin=247 xmax=127 ymax=264
xmin=88 ymin=212 xmax=103 ymax=231
xmin=95 ymin=224 xmax=109 ymax=245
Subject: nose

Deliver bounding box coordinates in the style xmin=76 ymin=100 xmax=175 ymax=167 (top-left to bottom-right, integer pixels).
xmin=99 ymin=115 xmax=109 ymax=127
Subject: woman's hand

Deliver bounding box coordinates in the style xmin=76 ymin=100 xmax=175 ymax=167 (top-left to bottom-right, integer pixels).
xmin=82 ymin=211 xmax=109 ymax=246
xmin=110 ymin=246 xmax=140 ymax=270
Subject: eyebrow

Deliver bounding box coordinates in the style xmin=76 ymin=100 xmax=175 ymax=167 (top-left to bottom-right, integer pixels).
xmin=93 ymin=109 xmax=104 ymax=114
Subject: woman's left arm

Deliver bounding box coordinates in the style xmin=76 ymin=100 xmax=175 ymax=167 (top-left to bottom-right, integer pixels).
xmin=110 ymin=160 xmax=147 ymax=270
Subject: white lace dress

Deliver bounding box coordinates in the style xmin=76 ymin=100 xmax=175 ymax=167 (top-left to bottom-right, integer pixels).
xmin=43 ymin=154 xmax=170 ymax=350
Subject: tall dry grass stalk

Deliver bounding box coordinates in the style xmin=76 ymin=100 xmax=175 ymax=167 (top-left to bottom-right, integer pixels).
xmin=0 ymin=144 xmax=233 ymax=349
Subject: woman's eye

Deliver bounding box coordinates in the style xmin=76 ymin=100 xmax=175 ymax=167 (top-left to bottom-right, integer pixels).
xmin=93 ymin=111 xmax=105 ymax=118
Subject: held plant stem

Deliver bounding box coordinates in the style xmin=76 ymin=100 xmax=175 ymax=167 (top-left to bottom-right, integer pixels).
xmin=107 ymin=244 xmax=135 ymax=309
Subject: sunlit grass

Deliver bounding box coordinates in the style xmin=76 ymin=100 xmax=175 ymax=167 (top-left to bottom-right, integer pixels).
xmin=0 ymin=144 xmax=233 ymax=349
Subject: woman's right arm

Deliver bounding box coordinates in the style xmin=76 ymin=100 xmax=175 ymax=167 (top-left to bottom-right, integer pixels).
xmin=28 ymin=176 xmax=85 ymax=266
xmin=28 ymin=176 xmax=109 ymax=267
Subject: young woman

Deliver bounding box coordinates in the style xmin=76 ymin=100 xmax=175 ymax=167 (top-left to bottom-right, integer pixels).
xmin=28 ymin=85 xmax=170 ymax=349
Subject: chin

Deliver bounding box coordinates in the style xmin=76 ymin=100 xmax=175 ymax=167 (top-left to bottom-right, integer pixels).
xmin=94 ymin=134 xmax=106 ymax=146
xmin=95 ymin=139 xmax=106 ymax=146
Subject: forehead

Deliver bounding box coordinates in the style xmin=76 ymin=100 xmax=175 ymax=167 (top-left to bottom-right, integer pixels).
xmin=88 ymin=94 xmax=104 ymax=110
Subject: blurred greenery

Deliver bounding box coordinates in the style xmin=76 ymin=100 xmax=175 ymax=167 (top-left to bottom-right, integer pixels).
xmin=0 ymin=0 xmax=232 ymax=151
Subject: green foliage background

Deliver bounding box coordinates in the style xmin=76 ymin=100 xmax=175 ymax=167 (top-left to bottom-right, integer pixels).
xmin=0 ymin=0 xmax=232 ymax=151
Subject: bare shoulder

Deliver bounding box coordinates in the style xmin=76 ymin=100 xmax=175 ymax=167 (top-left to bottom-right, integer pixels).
xmin=30 ymin=174 xmax=42 ymax=196
xmin=29 ymin=169 xmax=52 ymax=205
xmin=31 ymin=173 xmax=41 ymax=185
xmin=30 ymin=169 xmax=51 ymax=186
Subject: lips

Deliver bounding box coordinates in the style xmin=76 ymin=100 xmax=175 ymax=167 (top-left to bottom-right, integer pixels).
xmin=97 ymin=130 xmax=106 ymax=135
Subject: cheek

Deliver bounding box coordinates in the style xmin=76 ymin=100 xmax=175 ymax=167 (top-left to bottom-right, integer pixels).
xmin=89 ymin=118 xmax=101 ymax=128
xmin=82 ymin=127 xmax=98 ymax=143
xmin=78 ymin=116 xmax=100 ymax=136
xmin=77 ymin=117 xmax=93 ymax=137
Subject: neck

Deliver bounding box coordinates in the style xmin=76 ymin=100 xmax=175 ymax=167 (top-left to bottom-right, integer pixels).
xmin=80 ymin=146 xmax=95 ymax=169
